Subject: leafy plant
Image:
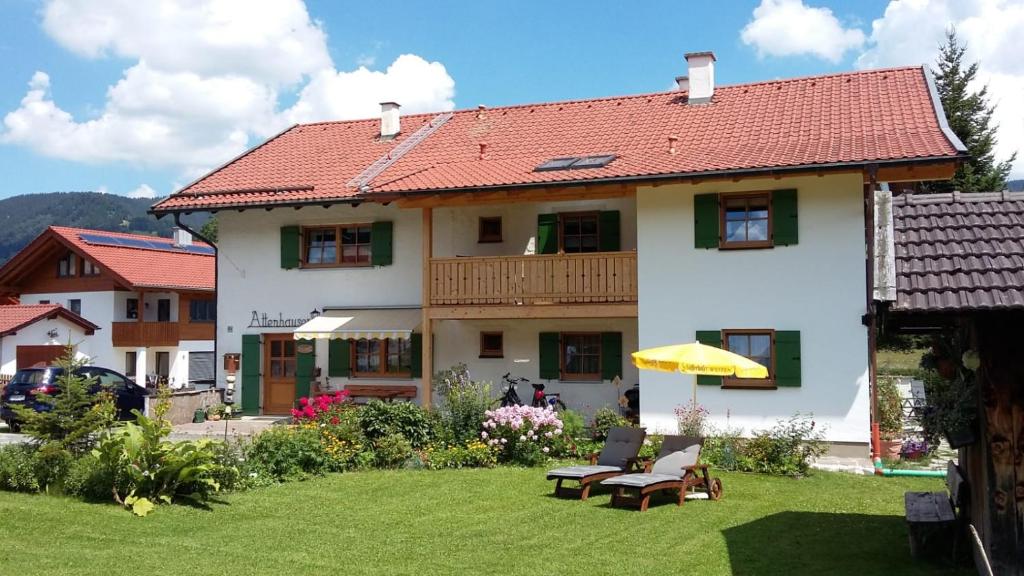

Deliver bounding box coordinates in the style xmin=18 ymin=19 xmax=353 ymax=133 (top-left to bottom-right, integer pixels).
xmin=702 ymin=426 xmax=749 ymax=472
xmin=245 ymin=426 xmax=331 ymax=482
xmin=373 ymin=433 xmax=414 ymax=469
xmin=358 ymin=400 xmax=432 ymax=449
xmin=434 ymin=364 xmax=492 ymax=444
xmin=740 ymin=414 xmax=826 ymax=476
xmin=422 ymin=441 xmax=496 ymax=470
xmin=673 ymin=401 xmax=709 ymax=437
xmin=590 ymin=407 xmax=632 ymax=441
xmin=0 ymin=444 xmax=40 ymax=492
xmin=481 ymin=405 xmax=563 ymax=466
xmin=62 ymin=454 xmax=113 ymax=501
xmin=557 ymin=409 xmax=585 ymax=441
xmin=877 ymin=378 xmax=904 ymax=440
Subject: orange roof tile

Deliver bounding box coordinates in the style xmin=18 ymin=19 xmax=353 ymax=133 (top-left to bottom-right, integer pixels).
xmin=154 ymin=66 xmax=964 ymax=212
xmin=0 ymin=304 xmax=100 ymax=336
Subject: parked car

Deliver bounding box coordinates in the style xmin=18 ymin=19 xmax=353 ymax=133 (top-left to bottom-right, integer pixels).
xmin=1 ymin=366 xmax=148 ymax=432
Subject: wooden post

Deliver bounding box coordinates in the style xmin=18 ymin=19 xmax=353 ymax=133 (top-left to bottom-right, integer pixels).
xmin=421 ymin=207 xmax=433 ymax=409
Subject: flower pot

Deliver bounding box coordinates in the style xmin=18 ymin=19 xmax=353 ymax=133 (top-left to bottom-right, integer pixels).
xmin=880 ymin=438 xmax=903 ymax=459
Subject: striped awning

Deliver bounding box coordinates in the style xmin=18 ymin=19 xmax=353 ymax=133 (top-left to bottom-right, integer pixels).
xmin=293 ymin=308 xmax=421 ymax=340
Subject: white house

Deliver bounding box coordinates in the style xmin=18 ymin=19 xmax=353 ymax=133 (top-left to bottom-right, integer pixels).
xmin=153 ymin=54 xmax=966 ymax=454
xmin=0 ymin=226 xmax=216 ymax=387
xmin=0 ymin=304 xmax=99 ymax=375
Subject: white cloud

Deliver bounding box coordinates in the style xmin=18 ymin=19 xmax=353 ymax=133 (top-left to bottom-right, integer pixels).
xmin=1 ymin=0 xmax=457 ymax=180
xmin=857 ymin=0 xmax=1024 ymax=178
xmin=741 ymin=0 xmax=866 ymax=63
xmin=125 ymin=184 xmax=158 ymax=199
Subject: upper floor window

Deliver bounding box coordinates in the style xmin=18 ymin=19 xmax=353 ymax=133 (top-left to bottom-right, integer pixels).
xmin=189 ymin=299 xmax=216 ymax=322
xmin=303 ymin=225 xmax=372 ymax=267
xmin=82 ymin=259 xmax=100 ymax=276
xmin=68 ymin=299 xmax=81 ymax=315
xmin=721 ymin=193 xmax=771 ymax=249
xmin=478 ymin=217 xmax=502 ymax=243
xmin=57 ymin=253 xmax=77 ymax=277
xmin=352 ymin=337 xmax=411 ymax=377
xmin=560 ymin=212 xmax=600 ymax=253
xmin=126 ymin=298 xmax=139 ymax=320
xmin=722 ymin=329 xmax=775 ymax=389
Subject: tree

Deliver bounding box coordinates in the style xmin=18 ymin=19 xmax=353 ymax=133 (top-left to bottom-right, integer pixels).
xmin=929 ymin=28 xmax=1016 ymax=193
xmin=200 ymin=216 xmax=218 ymax=243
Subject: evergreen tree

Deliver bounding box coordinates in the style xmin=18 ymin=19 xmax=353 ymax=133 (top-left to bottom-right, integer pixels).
xmin=200 ymin=216 xmax=218 ymax=243
xmin=929 ymin=29 xmax=1016 ymax=193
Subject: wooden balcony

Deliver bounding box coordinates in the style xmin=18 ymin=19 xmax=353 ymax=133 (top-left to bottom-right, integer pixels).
xmin=429 ymin=251 xmax=637 ymax=310
xmin=111 ymin=322 xmax=181 ymax=347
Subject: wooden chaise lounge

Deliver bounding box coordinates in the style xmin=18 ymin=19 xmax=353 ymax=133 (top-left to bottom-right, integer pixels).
xmin=546 ymin=427 xmax=646 ymax=500
xmin=601 ymin=435 xmax=722 ymax=511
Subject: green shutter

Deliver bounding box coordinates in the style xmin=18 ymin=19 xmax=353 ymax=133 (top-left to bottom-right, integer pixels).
xmin=410 ymin=333 xmax=423 ymax=378
xmin=328 ymin=338 xmax=350 ymax=378
xmin=280 ymin=226 xmax=300 ymax=269
xmin=695 ymin=330 xmax=723 ymax=386
xmin=598 ymin=211 xmax=621 ymax=252
xmin=241 ymin=334 xmax=261 ymax=415
xmin=600 ymin=332 xmax=623 ymax=381
xmin=295 ymin=339 xmax=315 ymax=401
xmin=694 ymin=194 xmax=720 ymax=249
xmin=537 ymin=214 xmax=558 ymax=254
xmin=538 ymin=332 xmax=560 ymax=379
xmin=775 ymin=331 xmax=802 ymax=387
xmin=772 ymin=189 xmax=799 ymax=246
xmin=370 ymin=221 xmax=394 ymax=266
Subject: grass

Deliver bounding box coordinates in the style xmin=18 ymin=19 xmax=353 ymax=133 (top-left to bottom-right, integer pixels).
xmin=0 ymin=467 xmax=969 ymax=576
xmin=877 ymin=347 xmax=927 ymax=375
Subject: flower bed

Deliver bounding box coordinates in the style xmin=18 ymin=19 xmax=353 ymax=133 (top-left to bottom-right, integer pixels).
xmin=481 ymin=405 xmax=564 ymax=466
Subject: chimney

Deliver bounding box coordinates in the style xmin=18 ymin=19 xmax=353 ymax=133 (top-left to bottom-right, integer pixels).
xmin=172 ymin=227 xmax=192 ymax=248
xmin=684 ymin=52 xmax=716 ymax=104
xmin=380 ymin=102 xmax=401 ymax=140
xmin=675 ymin=75 xmax=689 ymax=92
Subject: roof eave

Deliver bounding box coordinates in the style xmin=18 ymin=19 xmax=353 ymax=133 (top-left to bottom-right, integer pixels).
xmin=921 ymin=65 xmax=969 ymax=154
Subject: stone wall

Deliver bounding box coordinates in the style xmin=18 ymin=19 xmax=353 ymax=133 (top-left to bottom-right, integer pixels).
xmin=160 ymin=388 xmax=222 ymax=425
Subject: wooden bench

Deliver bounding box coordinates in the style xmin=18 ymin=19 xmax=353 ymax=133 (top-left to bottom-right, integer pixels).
xmin=904 ymin=460 xmax=967 ymax=562
xmin=343 ymin=384 xmax=418 ymax=403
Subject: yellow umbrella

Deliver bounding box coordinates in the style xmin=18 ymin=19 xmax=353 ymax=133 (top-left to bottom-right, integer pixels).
xmin=631 ymin=342 xmax=769 ymax=404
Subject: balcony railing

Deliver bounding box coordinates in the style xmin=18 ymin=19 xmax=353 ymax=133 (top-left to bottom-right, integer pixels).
xmin=111 ymin=322 xmax=181 ymax=347
xmin=429 ymin=251 xmax=637 ymax=306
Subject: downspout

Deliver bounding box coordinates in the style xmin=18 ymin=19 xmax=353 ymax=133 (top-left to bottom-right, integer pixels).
xmin=864 ymin=165 xmax=881 ymax=462
xmin=171 ymin=214 xmax=218 ymax=393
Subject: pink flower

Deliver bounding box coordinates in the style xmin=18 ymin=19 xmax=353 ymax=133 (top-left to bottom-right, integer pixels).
xmin=299 ymin=397 xmax=309 ymax=407
xmin=480 ymin=431 xmax=488 ymax=439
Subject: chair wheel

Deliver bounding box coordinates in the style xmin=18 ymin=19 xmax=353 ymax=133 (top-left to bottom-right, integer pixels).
xmin=708 ymin=477 xmax=723 ymax=500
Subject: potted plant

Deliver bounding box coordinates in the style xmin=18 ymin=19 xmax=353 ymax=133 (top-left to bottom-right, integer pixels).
xmin=877 ymin=378 xmax=904 ymax=458
xmin=206 ymin=403 xmax=227 ymax=422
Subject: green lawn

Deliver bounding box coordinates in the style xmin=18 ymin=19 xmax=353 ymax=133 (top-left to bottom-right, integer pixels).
xmin=0 ymin=467 xmax=967 ymax=576
xmin=877 ymin=348 xmax=927 ymax=375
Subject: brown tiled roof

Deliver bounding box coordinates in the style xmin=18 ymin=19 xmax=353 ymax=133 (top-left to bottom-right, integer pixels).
xmin=153 ymin=66 xmax=964 ymax=212
xmin=0 ymin=304 xmax=100 ymax=336
xmin=892 ymin=191 xmax=1024 ymax=312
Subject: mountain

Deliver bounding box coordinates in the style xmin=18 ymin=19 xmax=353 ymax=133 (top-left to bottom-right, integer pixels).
xmin=0 ymin=192 xmax=210 ymax=265
xmin=1008 ymin=179 xmax=1024 ymax=192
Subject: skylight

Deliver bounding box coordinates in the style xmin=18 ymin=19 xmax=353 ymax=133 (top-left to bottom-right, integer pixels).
xmin=534 ymin=155 xmax=617 ymax=172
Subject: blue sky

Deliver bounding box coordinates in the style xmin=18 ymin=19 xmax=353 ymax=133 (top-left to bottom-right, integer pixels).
xmin=0 ymin=0 xmax=1019 ymax=200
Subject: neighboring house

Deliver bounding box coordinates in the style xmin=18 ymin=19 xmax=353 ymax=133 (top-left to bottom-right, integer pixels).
xmin=880 ymin=190 xmax=1024 ymax=574
xmin=153 ymin=54 xmax=965 ymax=452
xmin=0 ymin=226 xmax=215 ymax=386
xmin=0 ymin=304 xmax=100 ymax=375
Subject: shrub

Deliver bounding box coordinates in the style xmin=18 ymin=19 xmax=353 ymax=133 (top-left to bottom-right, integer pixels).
xmin=206 ymin=441 xmax=253 ymax=492
xmin=63 ymin=454 xmax=112 ymax=501
xmin=481 ymin=405 xmax=563 ymax=466
xmin=373 ymin=433 xmax=413 ymax=469
xmin=0 ymin=444 xmax=40 ymax=493
xmin=558 ymin=409 xmax=585 ymax=441
xmin=877 ymin=378 xmax=904 ymax=440
xmin=702 ymin=427 xmax=749 ymax=471
xmin=358 ymin=401 xmax=432 ymax=449
xmin=673 ymin=401 xmax=709 ymax=437
xmin=291 ymin=391 xmax=367 ymax=471
xmin=423 ymin=441 xmax=496 ymax=470
xmin=637 ymin=434 xmax=664 ymax=461
xmin=246 ymin=426 xmax=330 ymax=482
xmin=434 ymin=364 xmax=492 ymax=444
xmin=741 ymin=414 xmax=825 ymax=476
xmin=591 ymin=407 xmax=632 ymax=440
xmin=32 ymin=442 xmax=73 ymax=492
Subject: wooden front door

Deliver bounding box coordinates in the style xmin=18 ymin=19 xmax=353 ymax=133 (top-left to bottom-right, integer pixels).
xmin=16 ymin=345 xmax=65 ymax=369
xmin=263 ymin=334 xmax=296 ymax=414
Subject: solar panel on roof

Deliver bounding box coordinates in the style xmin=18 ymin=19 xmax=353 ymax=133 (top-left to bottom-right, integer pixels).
xmin=78 ymin=233 xmax=214 ymax=256
xmin=534 ymin=157 xmax=580 ymax=172
xmin=569 ymin=155 xmax=617 ymax=169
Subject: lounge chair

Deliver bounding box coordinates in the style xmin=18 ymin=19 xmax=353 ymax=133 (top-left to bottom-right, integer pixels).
xmin=601 ymin=435 xmax=722 ymax=511
xmin=546 ymin=426 xmax=646 ymax=500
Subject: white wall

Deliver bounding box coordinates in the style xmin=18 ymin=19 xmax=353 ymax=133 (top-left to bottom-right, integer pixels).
xmin=111 ymin=291 xmax=179 ymax=322
xmin=0 ymin=317 xmax=94 ymax=375
xmin=20 ymin=291 xmax=116 ymax=367
xmin=636 ymin=173 xmax=870 ymax=444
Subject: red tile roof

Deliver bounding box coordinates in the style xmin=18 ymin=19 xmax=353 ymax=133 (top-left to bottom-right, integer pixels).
xmin=0 ymin=304 xmax=100 ymax=336
xmin=0 ymin=227 xmax=214 ymax=293
xmin=154 ymin=66 xmax=964 ymax=212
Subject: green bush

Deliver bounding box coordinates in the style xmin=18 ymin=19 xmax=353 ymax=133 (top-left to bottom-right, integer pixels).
xmin=0 ymin=444 xmax=40 ymax=492
xmin=877 ymin=378 xmax=904 ymax=440
xmin=434 ymin=364 xmax=492 ymax=444
xmin=32 ymin=443 xmax=73 ymax=492
xmin=702 ymin=427 xmax=749 ymax=471
xmin=206 ymin=441 xmax=253 ymax=492
xmin=373 ymin=433 xmax=413 ymax=469
xmin=246 ymin=426 xmax=330 ymax=482
xmin=590 ymin=407 xmax=632 ymax=440
xmin=423 ymin=441 xmax=497 ymax=470
xmin=63 ymin=454 xmax=113 ymax=501
xmin=558 ymin=409 xmax=585 ymax=441
xmin=358 ymin=401 xmax=433 ymax=449
xmin=740 ymin=415 xmax=825 ymax=476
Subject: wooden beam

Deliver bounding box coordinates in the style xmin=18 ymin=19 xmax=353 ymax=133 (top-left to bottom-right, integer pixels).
xmin=427 ymin=303 xmax=638 ymax=320
xmin=420 ymin=207 xmax=433 ymax=410
xmin=869 ymin=161 xmax=958 ymax=183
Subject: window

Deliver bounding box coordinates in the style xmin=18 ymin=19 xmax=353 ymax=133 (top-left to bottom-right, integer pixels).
xmin=534 ymin=155 xmax=616 ymax=172
xmin=560 ymin=212 xmax=599 ymax=253
xmin=721 ymin=193 xmax=771 ymax=249
xmin=126 ymin=298 xmax=139 ymax=320
xmin=352 ymin=338 xmax=411 ymax=377
xmin=68 ymin=299 xmax=81 ymax=315
xmin=189 ymin=299 xmax=216 ymax=322
xmin=478 ymin=217 xmax=502 ymax=243
xmin=480 ymin=332 xmax=504 ymax=358
xmin=57 ymin=252 xmax=77 ymax=277
xmin=157 ymin=299 xmax=171 ymax=322
xmin=82 ymin=259 xmax=100 ymax=276
xmin=154 ymin=351 xmax=170 ymax=384
xmin=269 ymin=339 xmax=296 ymax=378
xmin=561 ymin=333 xmax=601 ymax=381
xmin=303 ymin=224 xmax=372 ymax=267
xmin=125 ymin=351 xmax=137 ymax=377
xmin=722 ymin=329 xmax=775 ymax=389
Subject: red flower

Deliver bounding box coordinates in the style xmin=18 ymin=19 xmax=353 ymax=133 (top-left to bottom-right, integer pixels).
xmin=302 ymin=405 xmax=316 ymax=418
xmin=299 ymin=397 xmax=309 ymax=407
xmin=330 ymin=416 xmax=340 ymax=425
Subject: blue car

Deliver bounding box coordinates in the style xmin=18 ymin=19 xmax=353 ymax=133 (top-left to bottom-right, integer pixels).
xmin=1 ymin=366 xmax=148 ymax=432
